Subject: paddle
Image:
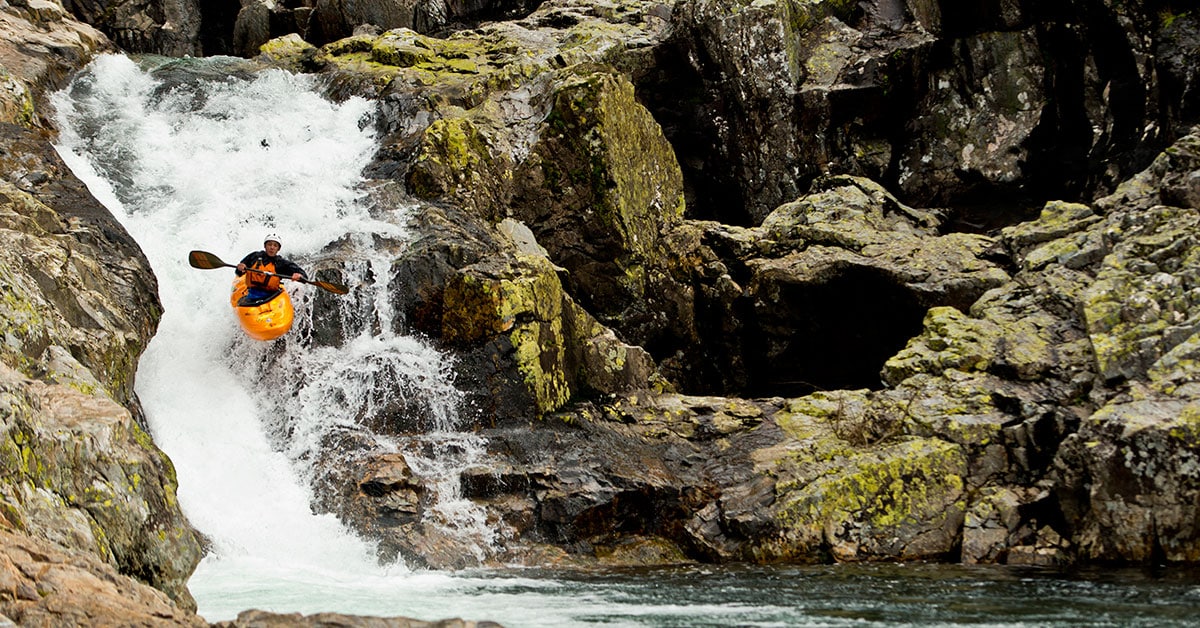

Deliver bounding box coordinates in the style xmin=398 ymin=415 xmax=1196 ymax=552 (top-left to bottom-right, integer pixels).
xmin=188 ymin=250 xmax=350 ymax=295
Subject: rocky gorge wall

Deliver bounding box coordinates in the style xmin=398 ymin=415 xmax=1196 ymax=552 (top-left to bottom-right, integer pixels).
xmin=238 ymin=0 xmax=1200 ymax=570
xmin=0 ymin=0 xmax=1199 ymax=623
xmin=0 ymin=3 xmax=209 ymax=623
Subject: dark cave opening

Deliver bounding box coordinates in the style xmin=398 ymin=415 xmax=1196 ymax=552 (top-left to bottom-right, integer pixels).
xmin=936 ymin=193 xmax=1045 ymax=236
xmin=199 ymin=0 xmax=241 ymax=56
xmin=634 ymin=43 xmax=751 ymax=225
xmin=742 ymin=266 xmax=927 ymax=398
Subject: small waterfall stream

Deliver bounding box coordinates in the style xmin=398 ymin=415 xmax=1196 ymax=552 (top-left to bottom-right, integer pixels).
xmin=51 ymin=53 xmax=496 ymax=617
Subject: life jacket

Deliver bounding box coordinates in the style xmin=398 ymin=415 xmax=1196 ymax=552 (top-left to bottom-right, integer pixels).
xmin=245 ymin=257 xmax=281 ymax=291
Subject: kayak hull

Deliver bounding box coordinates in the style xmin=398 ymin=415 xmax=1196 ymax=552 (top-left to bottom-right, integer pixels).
xmin=230 ymin=276 xmax=294 ymax=341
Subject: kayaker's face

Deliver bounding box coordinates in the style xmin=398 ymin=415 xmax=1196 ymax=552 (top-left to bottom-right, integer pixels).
xmin=264 ymin=241 xmax=281 ymax=256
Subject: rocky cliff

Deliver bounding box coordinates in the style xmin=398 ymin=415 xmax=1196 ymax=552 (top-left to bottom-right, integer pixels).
xmin=0 ymin=3 xmax=209 ymax=623
xmin=239 ymin=0 xmax=1199 ymax=570
xmin=1 ymin=0 xmax=1199 ymax=622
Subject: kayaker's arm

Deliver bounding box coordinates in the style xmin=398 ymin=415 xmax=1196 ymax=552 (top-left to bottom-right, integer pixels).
xmin=274 ymin=257 xmax=308 ymax=283
xmin=235 ymin=251 xmax=262 ymax=276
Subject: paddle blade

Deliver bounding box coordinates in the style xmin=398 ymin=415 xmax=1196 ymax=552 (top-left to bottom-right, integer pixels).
xmin=188 ymin=250 xmax=230 ymax=270
xmin=309 ymin=279 xmax=350 ymax=295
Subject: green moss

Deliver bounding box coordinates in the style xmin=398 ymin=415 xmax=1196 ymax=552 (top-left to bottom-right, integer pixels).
xmin=442 ymin=257 xmax=576 ymax=416
xmin=540 ymin=71 xmax=684 ymax=255
xmin=322 ymin=34 xmax=377 ymax=56
xmin=777 ymin=438 xmax=966 ymax=532
xmin=511 ymin=319 xmax=571 ymax=415
xmin=2 ymin=280 xmax=48 ymax=341
xmin=782 ymin=0 xmax=859 ymax=35
xmin=0 ymin=498 xmax=25 ymax=531
xmin=88 ymin=514 xmax=114 ymax=562
xmin=1159 ymin=9 xmax=1189 ymax=29
xmin=372 ymin=36 xmax=435 ymax=67
xmin=0 ymin=73 xmax=36 ymax=127
xmin=1169 ymin=403 xmax=1200 ymax=444
xmin=411 ymin=118 xmax=490 ymax=188
xmin=1 ymin=417 xmax=51 ymax=486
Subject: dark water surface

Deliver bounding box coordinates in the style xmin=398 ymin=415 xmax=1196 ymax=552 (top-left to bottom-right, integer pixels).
xmin=463 ymin=563 xmax=1200 ymax=627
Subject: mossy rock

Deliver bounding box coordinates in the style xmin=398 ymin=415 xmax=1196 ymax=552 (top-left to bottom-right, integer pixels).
xmin=1054 ymin=395 xmax=1200 ymax=562
xmin=441 ymin=254 xmax=570 ymax=415
xmin=513 ymin=69 xmax=686 ymax=330
xmin=0 ymin=72 xmax=36 ymax=127
xmin=1082 ymin=205 xmax=1200 ymax=383
xmin=0 ymin=364 xmax=202 ymax=608
xmin=407 ymin=115 xmax=510 ymax=220
xmin=769 ymin=435 xmax=968 ymax=561
xmin=257 ymin=34 xmax=317 ymax=71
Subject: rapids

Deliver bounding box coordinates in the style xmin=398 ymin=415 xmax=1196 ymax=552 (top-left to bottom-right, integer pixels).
xmin=50 ymin=54 xmax=1200 ymax=627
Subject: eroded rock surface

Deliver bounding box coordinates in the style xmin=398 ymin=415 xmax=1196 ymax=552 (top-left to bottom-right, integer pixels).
xmin=223 ymin=0 xmax=1200 ymax=570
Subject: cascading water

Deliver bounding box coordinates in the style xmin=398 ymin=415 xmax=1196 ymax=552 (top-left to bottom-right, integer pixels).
xmin=47 ymin=53 xmax=1200 ymax=628
xmin=50 ymin=53 xmax=499 ymax=619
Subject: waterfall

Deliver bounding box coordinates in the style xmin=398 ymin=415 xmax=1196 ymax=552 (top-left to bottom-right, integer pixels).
xmin=50 ymin=53 xmax=493 ymax=618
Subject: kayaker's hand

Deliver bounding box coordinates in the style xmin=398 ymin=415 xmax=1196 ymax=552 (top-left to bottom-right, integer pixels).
xmin=292 ymin=273 xmax=302 ymax=281
xmin=237 ymin=263 xmax=246 ymax=272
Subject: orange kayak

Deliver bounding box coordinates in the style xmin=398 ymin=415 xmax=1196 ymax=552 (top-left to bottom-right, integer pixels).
xmin=230 ymin=275 xmax=295 ymax=341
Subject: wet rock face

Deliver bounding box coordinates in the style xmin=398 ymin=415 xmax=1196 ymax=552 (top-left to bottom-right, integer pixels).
xmin=62 ymin=0 xmax=201 ymax=55
xmin=1158 ymin=11 xmax=1200 ymax=137
xmin=643 ymin=0 xmax=1188 ymax=227
xmin=0 ymin=6 xmax=204 ymax=615
xmin=59 ymin=0 xmax=1196 ymax=223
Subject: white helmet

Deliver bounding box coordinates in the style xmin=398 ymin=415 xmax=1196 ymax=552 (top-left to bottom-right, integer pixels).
xmin=264 ymin=233 xmax=281 ymax=248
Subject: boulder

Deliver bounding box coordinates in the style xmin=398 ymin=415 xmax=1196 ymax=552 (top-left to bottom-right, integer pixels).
xmin=1054 ymin=393 xmax=1200 ymax=563
xmin=0 ymin=528 xmax=203 ymax=626
xmin=0 ymin=364 xmax=203 ymax=608
xmin=771 ymin=435 xmax=968 ymax=562
xmin=442 ymin=250 xmax=662 ymax=419
xmin=895 ymin=29 xmax=1045 ymax=204
xmin=511 ymin=69 xmax=687 ymax=346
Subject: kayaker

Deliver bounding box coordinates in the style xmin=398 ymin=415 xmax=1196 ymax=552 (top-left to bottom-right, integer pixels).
xmin=236 ymin=233 xmax=307 ymax=304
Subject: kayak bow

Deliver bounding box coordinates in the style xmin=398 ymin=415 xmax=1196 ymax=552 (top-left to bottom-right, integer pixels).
xmin=230 ymin=275 xmax=294 ymax=341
